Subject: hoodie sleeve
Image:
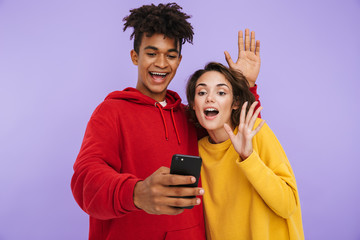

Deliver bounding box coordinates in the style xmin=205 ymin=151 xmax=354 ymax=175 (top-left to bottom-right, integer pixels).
xmin=249 ymin=84 xmax=261 ymax=118
xmin=71 ymin=102 xmax=141 ymax=220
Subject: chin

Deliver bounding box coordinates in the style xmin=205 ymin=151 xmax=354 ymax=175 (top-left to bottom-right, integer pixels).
xmin=199 ymin=122 xmax=221 ymax=131
xmin=149 ymin=84 xmax=168 ymax=93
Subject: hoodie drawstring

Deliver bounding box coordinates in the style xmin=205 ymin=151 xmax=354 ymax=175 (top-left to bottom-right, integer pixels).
xmin=156 ymin=103 xmax=169 ymax=141
xmin=155 ymin=103 xmax=181 ymax=145
xmin=170 ymin=108 xmax=181 ymax=144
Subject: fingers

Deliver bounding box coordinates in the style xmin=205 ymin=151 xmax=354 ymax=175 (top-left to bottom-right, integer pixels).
xmin=245 ymin=29 xmax=250 ymax=51
xmin=252 ymin=104 xmax=262 ymax=120
xmin=168 ymin=196 xmax=201 ymax=208
xmin=248 ymin=106 xmax=262 ymax=131
xmin=245 ymin=101 xmax=258 ymax=125
xmin=238 ymin=30 xmax=244 ymax=55
xmin=156 ymin=183 xmax=204 ymax=211
xmin=133 ymin=167 xmax=204 ymax=215
xmin=151 ymin=205 xmax=185 ymax=215
xmin=239 ymin=101 xmax=262 ymax=130
xmin=253 ymin=119 xmax=265 ymax=135
xmin=162 ymin=173 xmax=197 ymax=187
xmin=239 ymin=29 xmax=258 ymax=54
xmin=154 ymin=166 xmax=197 ymax=186
xmin=239 ymin=101 xmax=248 ymax=127
xmin=250 ymin=31 xmax=255 ymax=52
xmin=166 ymin=186 xmax=204 ymax=197
xmin=255 ymin=40 xmax=260 ymax=56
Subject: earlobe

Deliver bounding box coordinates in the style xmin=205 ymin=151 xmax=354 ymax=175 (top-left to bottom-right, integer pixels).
xmin=232 ymin=101 xmax=240 ymax=110
xmin=178 ymin=55 xmax=183 ymax=67
xmin=130 ymin=50 xmax=138 ymax=65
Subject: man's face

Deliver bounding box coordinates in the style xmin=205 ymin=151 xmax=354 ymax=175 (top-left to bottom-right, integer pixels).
xmin=131 ymin=33 xmax=182 ymax=102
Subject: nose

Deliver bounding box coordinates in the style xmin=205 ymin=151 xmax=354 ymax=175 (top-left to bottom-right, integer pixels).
xmin=205 ymin=93 xmax=215 ymax=103
xmin=154 ymin=54 xmax=168 ymax=68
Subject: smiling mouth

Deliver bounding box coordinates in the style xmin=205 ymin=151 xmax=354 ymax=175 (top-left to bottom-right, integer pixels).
xmin=204 ymin=108 xmax=219 ymax=117
xmin=150 ymin=72 xmax=168 ymax=79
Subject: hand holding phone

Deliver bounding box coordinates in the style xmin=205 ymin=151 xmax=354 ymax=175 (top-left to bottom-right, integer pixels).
xmin=170 ymin=154 xmax=202 ymax=209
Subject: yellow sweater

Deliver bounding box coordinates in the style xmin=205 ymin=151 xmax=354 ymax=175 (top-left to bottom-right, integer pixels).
xmin=199 ymin=119 xmax=304 ymax=240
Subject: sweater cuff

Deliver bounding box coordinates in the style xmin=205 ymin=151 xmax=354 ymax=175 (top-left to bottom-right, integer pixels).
xmin=236 ymin=150 xmax=261 ymax=168
xmin=249 ymin=84 xmax=258 ymax=98
xmin=249 ymin=84 xmax=261 ymax=118
xmin=236 ymin=151 xmax=268 ymax=179
xmin=119 ymin=178 xmax=143 ymax=212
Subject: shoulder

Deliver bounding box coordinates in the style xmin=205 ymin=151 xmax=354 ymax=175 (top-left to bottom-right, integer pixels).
xmin=252 ymin=118 xmax=283 ymax=151
xmin=253 ymin=118 xmax=274 ymax=139
xmin=92 ymin=100 xmax=118 ymax=117
xmin=198 ymin=136 xmax=209 ymax=148
xmin=252 ymin=119 xmax=288 ymax=164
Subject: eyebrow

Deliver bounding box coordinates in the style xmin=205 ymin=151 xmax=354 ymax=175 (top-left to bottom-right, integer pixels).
xmin=144 ymin=46 xmax=179 ymax=53
xmin=195 ymin=83 xmax=230 ymax=89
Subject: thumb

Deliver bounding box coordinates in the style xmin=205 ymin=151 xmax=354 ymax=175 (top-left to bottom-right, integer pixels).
xmin=224 ymin=51 xmax=234 ymax=67
xmin=224 ymin=123 xmax=235 ymax=139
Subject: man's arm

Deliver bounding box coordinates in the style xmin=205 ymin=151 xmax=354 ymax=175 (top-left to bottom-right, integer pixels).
xmin=71 ymin=102 xmax=204 ymax=219
xmin=71 ymin=103 xmax=140 ymax=220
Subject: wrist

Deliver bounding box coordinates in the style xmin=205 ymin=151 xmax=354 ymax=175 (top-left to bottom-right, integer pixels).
xmin=133 ymin=181 xmax=143 ymax=210
xmin=240 ymin=150 xmax=253 ymax=161
xmin=248 ymin=81 xmax=255 ymax=88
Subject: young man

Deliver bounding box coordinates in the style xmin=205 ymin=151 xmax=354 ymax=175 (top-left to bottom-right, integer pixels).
xmin=71 ymin=3 xmax=261 ymax=239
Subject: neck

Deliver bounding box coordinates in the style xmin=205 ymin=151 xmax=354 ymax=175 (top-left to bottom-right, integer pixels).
xmin=207 ymin=127 xmax=231 ymax=144
xmin=136 ymin=87 xmax=167 ymax=102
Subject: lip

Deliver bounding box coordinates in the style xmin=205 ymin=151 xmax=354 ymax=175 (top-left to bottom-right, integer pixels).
xmin=149 ymin=71 xmax=169 ymax=84
xmin=203 ymin=107 xmax=219 ymax=120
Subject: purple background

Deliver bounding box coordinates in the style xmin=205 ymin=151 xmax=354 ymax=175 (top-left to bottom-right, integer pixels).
xmin=1 ymin=0 xmax=359 ymax=239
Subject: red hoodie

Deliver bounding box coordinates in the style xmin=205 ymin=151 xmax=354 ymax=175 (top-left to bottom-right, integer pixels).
xmin=71 ymin=87 xmax=205 ymax=239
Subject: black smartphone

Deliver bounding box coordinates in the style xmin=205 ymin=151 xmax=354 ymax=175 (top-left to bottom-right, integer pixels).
xmin=170 ymin=154 xmax=202 ymax=209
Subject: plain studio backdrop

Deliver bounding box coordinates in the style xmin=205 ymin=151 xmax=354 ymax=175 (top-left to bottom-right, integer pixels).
xmin=0 ymin=0 xmax=359 ymax=239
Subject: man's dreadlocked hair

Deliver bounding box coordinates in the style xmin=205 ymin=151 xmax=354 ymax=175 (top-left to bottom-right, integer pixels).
xmin=123 ymin=3 xmax=194 ymax=55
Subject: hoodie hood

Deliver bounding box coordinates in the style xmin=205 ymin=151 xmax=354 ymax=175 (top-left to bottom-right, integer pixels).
xmin=105 ymin=87 xmax=182 ymax=110
xmin=105 ymin=87 xmax=183 ymax=144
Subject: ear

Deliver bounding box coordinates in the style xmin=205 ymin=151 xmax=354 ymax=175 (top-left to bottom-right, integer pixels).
xmin=232 ymin=100 xmax=240 ymax=110
xmin=177 ymin=55 xmax=182 ymax=67
xmin=130 ymin=49 xmax=138 ymax=65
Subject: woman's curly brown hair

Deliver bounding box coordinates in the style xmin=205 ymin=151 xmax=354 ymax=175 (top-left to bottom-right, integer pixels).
xmin=123 ymin=3 xmax=194 ymax=55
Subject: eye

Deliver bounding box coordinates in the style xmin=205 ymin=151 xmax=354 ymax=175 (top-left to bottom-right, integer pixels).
xmin=146 ymin=53 xmax=156 ymax=57
xmin=218 ymin=91 xmax=226 ymax=96
xmin=167 ymin=54 xmax=177 ymax=59
xmin=197 ymin=90 xmax=207 ymax=96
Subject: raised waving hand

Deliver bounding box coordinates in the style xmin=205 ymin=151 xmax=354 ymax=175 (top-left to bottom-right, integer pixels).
xmin=224 ymin=101 xmax=264 ymax=161
xmin=224 ymin=29 xmax=261 ymax=87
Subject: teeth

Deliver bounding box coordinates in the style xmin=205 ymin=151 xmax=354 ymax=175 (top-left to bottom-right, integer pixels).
xmin=151 ymin=72 xmax=167 ymax=76
xmin=204 ymin=107 xmax=219 ymax=117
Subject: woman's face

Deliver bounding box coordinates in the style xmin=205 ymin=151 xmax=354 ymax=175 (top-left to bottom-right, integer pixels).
xmin=193 ymin=71 xmax=237 ymax=131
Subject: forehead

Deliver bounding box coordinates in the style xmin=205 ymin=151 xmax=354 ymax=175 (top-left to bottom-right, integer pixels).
xmin=196 ymin=71 xmax=231 ymax=87
xmin=139 ymin=33 xmax=179 ymax=51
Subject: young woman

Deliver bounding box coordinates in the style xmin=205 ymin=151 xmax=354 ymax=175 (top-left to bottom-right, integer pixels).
xmin=186 ymin=62 xmax=304 ymax=240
